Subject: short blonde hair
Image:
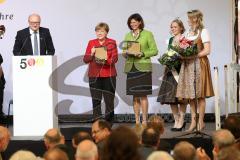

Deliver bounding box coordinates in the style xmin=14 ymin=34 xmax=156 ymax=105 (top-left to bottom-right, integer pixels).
xmin=95 ymin=22 xmax=109 ymax=33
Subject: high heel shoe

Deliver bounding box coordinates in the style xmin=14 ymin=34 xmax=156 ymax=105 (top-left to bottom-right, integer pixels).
xmin=175 ymin=122 xmax=186 ymax=131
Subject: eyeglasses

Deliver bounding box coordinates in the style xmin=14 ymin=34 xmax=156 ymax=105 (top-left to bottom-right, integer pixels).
xmin=29 ymin=21 xmax=40 ymax=25
xmin=92 ymin=129 xmax=102 ymax=135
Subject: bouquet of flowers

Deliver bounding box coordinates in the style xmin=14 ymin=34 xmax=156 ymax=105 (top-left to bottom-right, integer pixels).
xmin=173 ymin=37 xmax=198 ymax=57
xmin=158 ymin=48 xmax=180 ymax=69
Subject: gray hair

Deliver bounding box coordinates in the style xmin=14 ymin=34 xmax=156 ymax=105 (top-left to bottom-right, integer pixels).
xmin=212 ymin=129 xmax=235 ymax=149
xmin=147 ymin=151 xmax=174 ymax=160
xmin=76 ymin=140 xmax=98 ymax=159
xmin=10 ymin=150 xmax=37 ymax=160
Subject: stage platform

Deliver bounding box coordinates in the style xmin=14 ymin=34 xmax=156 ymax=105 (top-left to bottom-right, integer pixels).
xmin=3 ymin=122 xmax=215 ymax=159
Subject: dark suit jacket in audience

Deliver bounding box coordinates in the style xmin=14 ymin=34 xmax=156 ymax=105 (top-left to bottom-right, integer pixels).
xmin=158 ymin=139 xmax=172 ymax=153
xmin=138 ymin=145 xmax=156 ymax=160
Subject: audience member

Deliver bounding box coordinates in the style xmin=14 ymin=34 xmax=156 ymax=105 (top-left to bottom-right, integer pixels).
xmin=75 ymin=140 xmax=98 ymax=160
xmin=217 ymin=145 xmax=240 ymax=160
xmin=222 ymin=115 xmax=240 ymax=150
xmin=44 ymin=147 xmax=69 ymax=160
xmin=9 ymin=150 xmax=37 ymax=160
xmin=147 ymin=115 xmax=172 ymax=152
xmin=196 ymin=147 xmax=211 ymax=160
xmin=91 ymin=119 xmax=111 ymax=156
xmin=44 ymin=128 xmax=65 ymax=150
xmin=147 ymin=151 xmax=174 ymax=160
xmin=44 ymin=128 xmax=74 ymax=160
xmin=173 ymin=141 xmax=196 ymax=160
xmin=212 ymin=129 xmax=235 ymax=159
xmin=72 ymin=131 xmax=92 ymax=149
xmin=139 ymin=126 xmax=160 ymax=160
xmin=102 ymin=125 xmax=141 ymax=160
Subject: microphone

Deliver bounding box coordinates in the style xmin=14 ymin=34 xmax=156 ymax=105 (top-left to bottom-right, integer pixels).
xmin=17 ymin=33 xmax=32 ymax=56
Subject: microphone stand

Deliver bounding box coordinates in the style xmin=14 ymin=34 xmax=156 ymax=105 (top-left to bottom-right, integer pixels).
xmin=175 ymin=57 xmax=210 ymax=138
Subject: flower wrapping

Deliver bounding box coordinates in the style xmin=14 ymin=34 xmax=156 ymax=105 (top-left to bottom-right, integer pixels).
xmin=158 ymin=49 xmax=180 ymax=69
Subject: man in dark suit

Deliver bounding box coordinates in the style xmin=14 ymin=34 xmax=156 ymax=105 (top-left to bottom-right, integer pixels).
xmin=13 ymin=13 xmax=55 ymax=56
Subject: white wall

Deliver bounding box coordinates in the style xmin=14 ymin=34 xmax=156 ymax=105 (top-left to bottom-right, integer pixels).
xmin=0 ymin=0 xmax=233 ymax=115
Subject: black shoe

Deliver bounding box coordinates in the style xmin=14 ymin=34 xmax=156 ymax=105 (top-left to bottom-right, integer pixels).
xmin=171 ymin=127 xmax=177 ymax=131
xmin=175 ymin=122 xmax=186 ymax=131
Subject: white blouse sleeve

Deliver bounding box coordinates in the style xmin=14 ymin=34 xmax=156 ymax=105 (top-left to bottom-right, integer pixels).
xmin=201 ymin=28 xmax=210 ymax=43
xmin=165 ymin=39 xmax=170 ymax=45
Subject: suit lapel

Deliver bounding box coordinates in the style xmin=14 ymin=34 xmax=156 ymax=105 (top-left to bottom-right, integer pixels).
xmin=40 ymin=32 xmax=44 ymax=55
xmin=26 ymin=29 xmax=33 ymax=55
xmin=39 ymin=28 xmax=46 ymax=55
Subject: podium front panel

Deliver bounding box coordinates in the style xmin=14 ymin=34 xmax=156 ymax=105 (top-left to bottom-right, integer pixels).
xmin=12 ymin=56 xmax=58 ymax=137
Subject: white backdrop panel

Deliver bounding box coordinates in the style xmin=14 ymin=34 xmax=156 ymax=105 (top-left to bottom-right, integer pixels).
xmin=0 ymin=0 xmax=233 ymax=115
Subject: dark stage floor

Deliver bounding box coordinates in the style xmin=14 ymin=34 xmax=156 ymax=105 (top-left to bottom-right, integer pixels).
xmin=8 ymin=122 xmax=216 ymax=140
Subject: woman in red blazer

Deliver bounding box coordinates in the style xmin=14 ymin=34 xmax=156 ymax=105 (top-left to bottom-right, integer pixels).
xmin=83 ymin=22 xmax=118 ymax=123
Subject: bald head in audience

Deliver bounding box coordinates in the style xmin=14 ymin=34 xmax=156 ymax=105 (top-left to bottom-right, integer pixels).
xmin=0 ymin=126 xmax=10 ymax=152
xmin=10 ymin=150 xmax=37 ymax=160
xmin=44 ymin=128 xmax=65 ymax=150
xmin=173 ymin=141 xmax=196 ymax=160
xmin=75 ymin=140 xmax=98 ymax=160
xmin=44 ymin=147 xmax=69 ymax=160
xmin=147 ymin=151 xmax=174 ymax=160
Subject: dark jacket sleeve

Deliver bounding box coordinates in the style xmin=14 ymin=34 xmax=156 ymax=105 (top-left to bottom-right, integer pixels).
xmin=13 ymin=31 xmax=23 ymax=56
xmin=45 ymin=29 xmax=55 ymax=55
xmin=0 ymin=54 xmax=3 ymax=64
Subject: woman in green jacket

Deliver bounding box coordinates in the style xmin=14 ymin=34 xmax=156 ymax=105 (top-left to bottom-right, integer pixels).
xmin=123 ymin=13 xmax=158 ymax=129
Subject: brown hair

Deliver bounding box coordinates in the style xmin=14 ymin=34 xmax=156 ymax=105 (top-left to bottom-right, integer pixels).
xmin=171 ymin=18 xmax=185 ymax=34
xmin=102 ymin=126 xmax=141 ymax=160
xmin=95 ymin=22 xmax=109 ymax=33
xmin=127 ymin=13 xmax=145 ymax=30
xmin=148 ymin=115 xmax=165 ymax=134
xmin=187 ymin=9 xmax=204 ymax=33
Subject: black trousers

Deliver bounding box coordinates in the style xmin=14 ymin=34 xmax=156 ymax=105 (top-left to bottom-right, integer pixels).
xmin=89 ymin=76 xmax=116 ymax=122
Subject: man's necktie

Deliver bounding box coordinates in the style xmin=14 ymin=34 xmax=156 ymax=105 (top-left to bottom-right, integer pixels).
xmin=33 ymin=31 xmax=39 ymax=55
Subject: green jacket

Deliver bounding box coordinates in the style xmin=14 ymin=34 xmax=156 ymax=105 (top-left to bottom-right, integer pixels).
xmin=123 ymin=29 xmax=158 ymax=73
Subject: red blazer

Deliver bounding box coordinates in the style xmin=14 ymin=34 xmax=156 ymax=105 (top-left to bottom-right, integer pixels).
xmin=83 ymin=38 xmax=118 ymax=77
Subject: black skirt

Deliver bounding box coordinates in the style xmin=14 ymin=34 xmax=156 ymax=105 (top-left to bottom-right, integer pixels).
xmin=126 ymin=65 xmax=152 ymax=96
xmin=157 ymin=68 xmax=178 ymax=104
